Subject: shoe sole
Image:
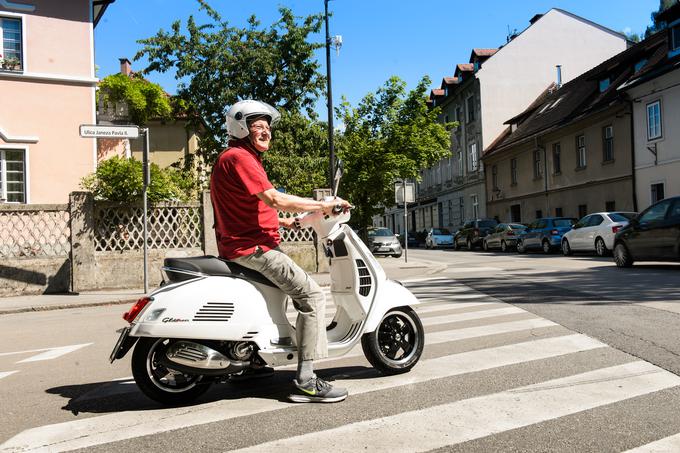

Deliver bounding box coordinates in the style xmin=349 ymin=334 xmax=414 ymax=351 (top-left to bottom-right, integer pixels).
xmin=288 ymin=393 xmax=348 ymax=403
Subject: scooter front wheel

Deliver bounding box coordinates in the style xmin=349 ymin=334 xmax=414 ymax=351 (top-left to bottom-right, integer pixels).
xmin=361 ymin=306 xmax=424 ymax=375
xmin=131 ymin=337 xmax=211 ymax=406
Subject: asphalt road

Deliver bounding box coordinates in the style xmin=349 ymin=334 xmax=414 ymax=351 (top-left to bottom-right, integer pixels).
xmin=2 ymin=248 xmax=680 ymax=452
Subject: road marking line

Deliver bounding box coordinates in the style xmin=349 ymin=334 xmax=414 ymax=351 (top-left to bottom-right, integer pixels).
xmin=0 ymin=334 xmax=607 ymax=452
xmin=624 ymin=433 xmax=680 ymax=452
xmin=15 ymin=343 xmax=93 ymax=363
xmin=232 ymin=361 xmax=680 ymax=453
xmin=423 ymin=306 xmax=528 ymax=326
xmin=0 ymin=370 xmax=18 ymax=380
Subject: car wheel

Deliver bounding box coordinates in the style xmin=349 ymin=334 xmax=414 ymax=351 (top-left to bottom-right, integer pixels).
xmin=542 ymin=240 xmax=552 ymax=254
xmin=517 ymin=240 xmax=525 ymax=254
xmin=453 ymin=239 xmax=460 ymax=251
xmin=483 ymin=240 xmax=489 ymax=251
xmin=501 ymin=240 xmax=507 ymax=253
xmin=595 ymin=237 xmax=608 ymax=257
xmin=562 ymin=239 xmax=573 ymax=256
xmin=466 ymin=238 xmax=473 ymax=250
xmin=614 ymin=242 xmax=634 ymax=268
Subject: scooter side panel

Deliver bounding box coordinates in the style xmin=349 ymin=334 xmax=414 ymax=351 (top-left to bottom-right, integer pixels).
xmin=363 ymin=279 xmax=420 ymax=332
xmin=130 ymin=276 xmax=291 ymax=347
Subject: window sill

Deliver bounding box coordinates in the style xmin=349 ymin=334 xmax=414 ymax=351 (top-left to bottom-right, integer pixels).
xmin=575 ymin=166 xmax=586 ymax=172
xmin=601 ymin=159 xmax=615 ymax=166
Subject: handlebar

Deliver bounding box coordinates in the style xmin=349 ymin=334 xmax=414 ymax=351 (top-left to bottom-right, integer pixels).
xmin=332 ymin=204 xmax=344 ymax=215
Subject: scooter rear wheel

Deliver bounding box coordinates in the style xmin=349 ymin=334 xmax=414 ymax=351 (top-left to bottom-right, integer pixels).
xmin=132 ymin=337 xmax=211 ymax=406
xmin=361 ymin=306 xmax=424 ymax=375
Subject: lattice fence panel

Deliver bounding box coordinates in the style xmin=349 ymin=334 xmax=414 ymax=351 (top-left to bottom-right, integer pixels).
xmin=0 ymin=208 xmax=70 ymax=258
xmin=95 ymin=202 xmax=203 ymax=251
xmin=278 ymin=211 xmax=315 ymax=242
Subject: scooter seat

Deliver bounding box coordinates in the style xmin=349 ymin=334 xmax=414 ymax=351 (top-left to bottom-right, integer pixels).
xmin=163 ymin=255 xmax=278 ymax=288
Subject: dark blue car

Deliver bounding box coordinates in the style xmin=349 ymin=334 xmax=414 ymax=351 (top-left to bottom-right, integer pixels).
xmin=516 ymin=217 xmax=577 ymax=254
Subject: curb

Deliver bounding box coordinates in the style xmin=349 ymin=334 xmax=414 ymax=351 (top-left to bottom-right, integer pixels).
xmin=0 ymin=298 xmax=137 ymax=315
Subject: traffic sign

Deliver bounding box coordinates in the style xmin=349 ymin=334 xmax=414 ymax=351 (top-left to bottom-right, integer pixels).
xmin=79 ymin=124 xmax=140 ymax=139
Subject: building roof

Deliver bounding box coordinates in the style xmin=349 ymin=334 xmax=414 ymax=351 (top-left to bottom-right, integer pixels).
xmin=470 ymin=48 xmax=498 ymax=58
xmin=483 ymin=30 xmax=669 ymax=159
xmin=93 ymin=0 xmax=115 ymax=28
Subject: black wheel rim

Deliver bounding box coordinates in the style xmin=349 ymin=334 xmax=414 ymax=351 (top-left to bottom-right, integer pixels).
xmin=376 ymin=311 xmax=420 ymax=365
xmin=596 ymin=240 xmax=605 ymax=255
xmin=146 ymin=339 xmax=202 ymax=393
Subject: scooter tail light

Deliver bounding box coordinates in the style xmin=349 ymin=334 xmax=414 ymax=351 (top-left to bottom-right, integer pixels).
xmin=612 ymin=225 xmax=621 ymax=234
xmin=551 ymin=229 xmax=559 ymax=235
xmin=123 ymin=297 xmax=152 ymax=323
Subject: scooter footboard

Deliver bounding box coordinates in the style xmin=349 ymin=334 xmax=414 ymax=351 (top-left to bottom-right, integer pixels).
xmin=363 ymin=280 xmax=420 ymax=332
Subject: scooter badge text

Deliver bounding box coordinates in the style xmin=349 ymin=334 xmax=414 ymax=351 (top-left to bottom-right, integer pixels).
xmin=162 ymin=317 xmax=190 ymax=323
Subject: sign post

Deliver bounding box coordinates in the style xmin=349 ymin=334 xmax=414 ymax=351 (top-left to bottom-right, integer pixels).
xmin=395 ymin=181 xmax=415 ymax=263
xmin=79 ymin=124 xmax=148 ymax=292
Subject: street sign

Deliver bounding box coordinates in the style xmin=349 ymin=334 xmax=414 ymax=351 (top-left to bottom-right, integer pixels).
xmin=79 ymin=124 xmax=140 ymax=139
xmin=395 ymin=182 xmax=415 ymax=204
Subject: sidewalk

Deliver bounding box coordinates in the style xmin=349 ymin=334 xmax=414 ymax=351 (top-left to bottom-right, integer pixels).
xmin=0 ymin=256 xmax=445 ymax=315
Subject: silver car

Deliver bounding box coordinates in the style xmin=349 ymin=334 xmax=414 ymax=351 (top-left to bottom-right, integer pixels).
xmin=483 ymin=223 xmax=527 ymax=252
xmin=562 ymin=211 xmax=637 ymax=256
xmin=367 ymin=228 xmax=403 ymax=258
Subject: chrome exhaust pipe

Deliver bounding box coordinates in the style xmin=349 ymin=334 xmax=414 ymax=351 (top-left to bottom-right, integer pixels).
xmin=160 ymin=341 xmax=248 ymax=376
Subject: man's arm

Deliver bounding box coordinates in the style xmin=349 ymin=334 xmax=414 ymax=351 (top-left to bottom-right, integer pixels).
xmin=257 ymin=188 xmax=349 ymax=216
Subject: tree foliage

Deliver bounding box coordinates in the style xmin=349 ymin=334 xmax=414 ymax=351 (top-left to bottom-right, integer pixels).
xmin=81 ymin=156 xmax=198 ymax=203
xmin=98 ymin=73 xmax=173 ymax=126
xmin=135 ymin=0 xmax=327 ymax=169
xmin=336 ymin=76 xmax=454 ymax=228
xmin=645 ymin=0 xmax=678 ymax=37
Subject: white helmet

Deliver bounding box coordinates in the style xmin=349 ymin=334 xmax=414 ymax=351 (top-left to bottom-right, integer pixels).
xmin=225 ymin=100 xmax=281 ymax=139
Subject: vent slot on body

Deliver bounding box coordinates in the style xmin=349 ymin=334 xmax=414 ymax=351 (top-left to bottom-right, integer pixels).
xmin=356 ymin=259 xmax=372 ymax=297
xmin=194 ymin=302 xmax=234 ymax=322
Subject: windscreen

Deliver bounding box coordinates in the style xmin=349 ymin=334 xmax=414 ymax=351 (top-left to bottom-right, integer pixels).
xmin=479 ymin=220 xmax=498 ymax=228
xmin=371 ymin=228 xmax=394 ymax=237
xmin=510 ymin=224 xmax=527 ymax=230
xmin=554 ymin=219 xmax=576 ymax=227
xmin=610 ymin=212 xmax=636 ymax=222
xmin=433 ymin=228 xmax=451 ymax=235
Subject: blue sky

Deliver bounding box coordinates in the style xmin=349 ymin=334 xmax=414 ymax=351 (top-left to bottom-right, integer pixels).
xmin=94 ymin=0 xmax=659 ymax=118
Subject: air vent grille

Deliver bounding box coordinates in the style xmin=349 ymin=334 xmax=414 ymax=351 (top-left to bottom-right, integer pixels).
xmin=193 ymin=302 xmax=234 ymax=322
xmin=356 ymin=259 xmax=372 ymax=297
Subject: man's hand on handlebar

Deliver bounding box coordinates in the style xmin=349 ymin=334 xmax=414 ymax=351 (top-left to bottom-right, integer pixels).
xmin=321 ymin=197 xmax=352 ymax=217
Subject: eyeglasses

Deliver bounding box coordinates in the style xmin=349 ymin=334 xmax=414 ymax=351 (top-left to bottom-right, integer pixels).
xmin=249 ymin=124 xmax=271 ymax=133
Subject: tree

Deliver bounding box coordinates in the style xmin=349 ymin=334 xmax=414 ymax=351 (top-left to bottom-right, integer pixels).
xmin=135 ymin=1 xmax=327 ymax=170
xmin=81 ymin=156 xmax=198 ymax=202
xmin=336 ymin=76 xmax=453 ymax=229
xmin=98 ymin=73 xmax=173 ymax=126
xmin=645 ymin=0 xmax=678 ymax=37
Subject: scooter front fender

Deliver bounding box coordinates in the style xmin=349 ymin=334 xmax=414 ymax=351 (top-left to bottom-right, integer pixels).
xmin=364 ymin=279 xmax=420 ymax=332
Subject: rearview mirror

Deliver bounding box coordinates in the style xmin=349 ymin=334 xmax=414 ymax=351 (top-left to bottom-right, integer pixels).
xmin=332 ymin=159 xmax=344 ymax=196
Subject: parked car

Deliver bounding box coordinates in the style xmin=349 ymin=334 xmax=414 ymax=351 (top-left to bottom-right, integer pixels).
xmin=399 ymin=231 xmax=419 ymax=248
xmin=483 ymin=223 xmax=527 ymax=252
xmin=613 ymin=196 xmax=680 ymax=268
xmin=516 ymin=217 xmax=577 ymax=254
xmin=561 ymin=212 xmax=637 ymax=257
xmin=453 ymin=219 xmax=499 ymax=250
xmin=367 ymin=227 xmax=403 ymax=258
xmin=425 ymin=228 xmax=455 ymax=249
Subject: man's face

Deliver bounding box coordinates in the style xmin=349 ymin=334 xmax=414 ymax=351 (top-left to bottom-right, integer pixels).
xmin=248 ymin=119 xmax=271 ymax=152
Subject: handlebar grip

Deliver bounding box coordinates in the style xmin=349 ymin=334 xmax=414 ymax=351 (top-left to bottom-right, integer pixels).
xmin=332 ymin=204 xmax=343 ymax=214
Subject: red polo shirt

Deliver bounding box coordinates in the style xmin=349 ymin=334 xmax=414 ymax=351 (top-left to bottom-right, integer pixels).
xmin=210 ymin=141 xmax=280 ymax=259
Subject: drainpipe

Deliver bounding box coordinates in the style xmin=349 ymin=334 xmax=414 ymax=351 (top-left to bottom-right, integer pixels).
xmin=626 ymin=98 xmax=638 ymax=212
xmin=536 ymin=136 xmax=549 ymax=215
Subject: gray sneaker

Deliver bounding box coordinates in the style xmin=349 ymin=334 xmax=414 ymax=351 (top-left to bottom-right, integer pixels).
xmin=289 ymin=376 xmax=348 ymax=403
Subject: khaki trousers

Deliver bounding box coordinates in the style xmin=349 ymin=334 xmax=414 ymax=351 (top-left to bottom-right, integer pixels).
xmin=232 ymin=247 xmax=328 ymax=361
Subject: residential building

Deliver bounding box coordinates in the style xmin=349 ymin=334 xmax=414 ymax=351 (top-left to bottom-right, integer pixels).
xmin=97 ymin=58 xmax=202 ymax=170
xmin=622 ymin=3 xmax=680 ymax=209
xmin=0 ymin=0 xmax=113 ymax=203
xmin=378 ymin=9 xmax=629 ymax=233
xmin=481 ymin=31 xmax=669 ymax=223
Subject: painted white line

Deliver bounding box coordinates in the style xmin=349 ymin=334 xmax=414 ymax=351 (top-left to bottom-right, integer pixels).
xmin=233 ymin=361 xmax=680 ymax=453
xmin=426 ymin=317 xmax=556 ymax=343
xmin=0 ymin=370 xmax=19 ymax=380
xmin=624 ymin=433 xmax=680 ymax=452
xmin=16 ymin=343 xmax=93 ymax=363
xmin=0 ymin=334 xmax=607 ymax=452
xmin=423 ymin=306 xmax=528 ymax=327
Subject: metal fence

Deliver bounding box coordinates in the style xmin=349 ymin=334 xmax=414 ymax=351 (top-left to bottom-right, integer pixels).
xmin=0 ymin=205 xmax=71 ymax=258
xmin=278 ymin=211 xmax=315 ymax=242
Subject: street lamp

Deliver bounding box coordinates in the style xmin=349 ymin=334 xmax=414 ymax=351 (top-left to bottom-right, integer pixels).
xmin=324 ymin=0 xmax=342 ymax=188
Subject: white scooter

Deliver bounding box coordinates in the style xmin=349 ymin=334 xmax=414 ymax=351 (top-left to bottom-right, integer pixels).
xmin=110 ymin=164 xmax=424 ymax=405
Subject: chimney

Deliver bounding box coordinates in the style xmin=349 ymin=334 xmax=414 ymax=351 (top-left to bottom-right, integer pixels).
xmin=556 ymin=65 xmax=562 ymax=89
xmin=529 ymin=14 xmax=543 ymax=25
xmin=119 ymin=58 xmax=132 ymax=77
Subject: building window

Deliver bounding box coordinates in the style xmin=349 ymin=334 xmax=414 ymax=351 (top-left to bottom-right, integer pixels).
xmin=552 ymin=143 xmax=561 ymax=174
xmin=446 ymin=157 xmax=452 ymax=181
xmin=647 ymin=101 xmax=662 ymax=141
xmin=455 ymin=106 xmax=462 ymax=123
xmin=0 ymin=149 xmax=26 ymax=203
xmin=535 ymin=210 xmax=543 ymax=219
xmin=533 ymin=149 xmax=542 ymax=179
xmin=445 ymin=114 xmax=449 ymax=123
xmin=468 ymin=142 xmax=478 ymax=171
xmin=578 ymin=204 xmax=588 ymax=218
xmin=459 ymin=196 xmax=465 ymax=223
xmin=651 ymin=182 xmax=665 ymax=203
xmin=605 ymin=201 xmax=616 ymax=211
xmin=492 ymin=164 xmax=498 ymax=190
xmin=510 ymin=158 xmax=518 ymax=185
xmin=602 ymin=125 xmax=614 ymax=162
xmin=599 ymin=78 xmax=610 ymax=92
xmin=555 ymin=207 xmax=563 ymax=217
xmin=466 ymin=96 xmax=475 ymax=123
xmin=671 ymin=24 xmax=680 ymax=54
xmin=576 ymin=135 xmax=586 ymax=168
xmin=0 ymin=16 xmax=23 ymax=71
xmin=458 ymin=151 xmax=464 ymax=177
xmin=471 ymin=194 xmax=479 ymax=219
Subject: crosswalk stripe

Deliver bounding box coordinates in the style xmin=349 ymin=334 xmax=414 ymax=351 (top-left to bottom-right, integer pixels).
xmin=232 ymin=361 xmax=680 ymax=453
xmin=0 ymin=334 xmax=607 ymax=452
xmin=15 ymin=343 xmax=93 ymax=363
xmin=0 ymin=370 xmax=18 ymax=380
xmin=624 ymin=433 xmax=680 ymax=452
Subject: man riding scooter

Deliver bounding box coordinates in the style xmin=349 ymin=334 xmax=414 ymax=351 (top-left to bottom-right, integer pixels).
xmin=211 ymin=99 xmax=352 ymax=403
